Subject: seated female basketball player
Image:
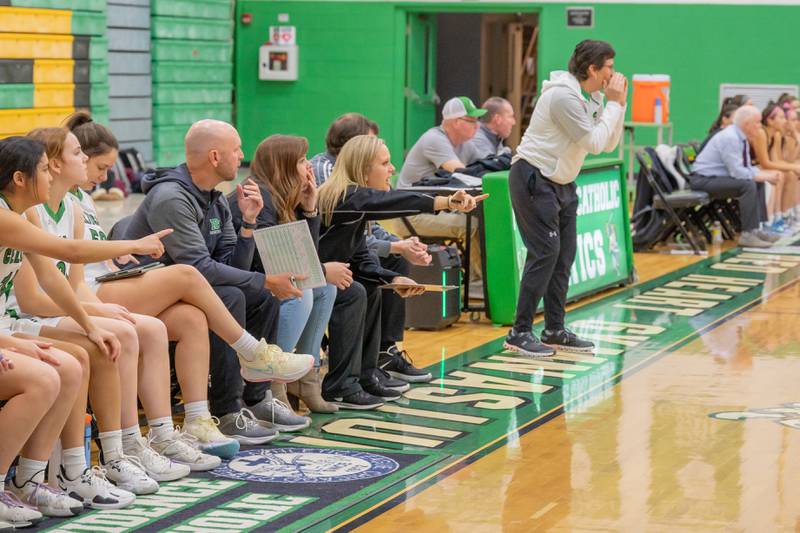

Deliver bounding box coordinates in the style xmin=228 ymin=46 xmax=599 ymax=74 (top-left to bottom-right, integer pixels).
xmin=0 ymin=135 xmax=172 ymax=510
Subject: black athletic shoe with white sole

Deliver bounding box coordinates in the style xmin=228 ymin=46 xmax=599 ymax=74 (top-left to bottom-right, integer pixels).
xmin=503 ymin=329 xmax=556 ymax=358
xmin=379 ymin=346 xmax=433 ymax=383
xmin=540 ymin=328 xmax=595 ymax=354
xmin=375 ymin=368 xmax=410 ymax=392
xmin=361 ymin=375 xmax=402 ymax=401
xmin=327 ymin=390 xmax=384 ymax=410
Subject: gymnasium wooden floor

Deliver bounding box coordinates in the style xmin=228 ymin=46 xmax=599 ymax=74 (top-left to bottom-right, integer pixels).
xmin=363 ymin=247 xmax=800 ymax=532
xmin=92 ymin=197 xmax=800 ymax=532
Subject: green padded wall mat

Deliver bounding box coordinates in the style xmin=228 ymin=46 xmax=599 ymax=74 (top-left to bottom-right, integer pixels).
xmin=0 ymin=84 xmax=34 ymax=109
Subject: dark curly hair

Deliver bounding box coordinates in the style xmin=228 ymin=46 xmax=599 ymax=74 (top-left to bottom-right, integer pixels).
xmin=568 ymin=40 xmax=615 ymax=81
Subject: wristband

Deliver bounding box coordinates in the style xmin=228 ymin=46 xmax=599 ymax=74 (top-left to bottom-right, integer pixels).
xmin=240 ymin=220 xmax=257 ymax=230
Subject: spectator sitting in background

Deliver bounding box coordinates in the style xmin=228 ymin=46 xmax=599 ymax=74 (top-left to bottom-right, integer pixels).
xmin=458 ymin=96 xmax=516 ymax=165
xmin=700 ymin=103 xmax=740 ymax=153
xmin=392 ymin=96 xmax=485 ymax=282
xmin=689 ymin=105 xmax=781 ymax=248
xmin=310 ymin=113 xmax=378 ymax=186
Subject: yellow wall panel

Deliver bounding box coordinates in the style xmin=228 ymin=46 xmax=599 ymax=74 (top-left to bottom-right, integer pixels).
xmin=33 ymin=59 xmax=74 ymax=84
xmin=0 ymin=7 xmax=71 ymax=35
xmin=34 ymin=84 xmax=74 ymax=108
xmin=0 ymin=107 xmax=74 ymax=135
xmin=0 ymin=33 xmax=73 ymax=60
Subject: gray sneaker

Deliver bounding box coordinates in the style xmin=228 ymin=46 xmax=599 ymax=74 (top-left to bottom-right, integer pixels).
xmin=756 ymin=229 xmax=781 ymax=243
xmin=248 ymin=391 xmax=311 ymax=432
xmin=217 ymin=408 xmax=279 ymax=445
xmin=739 ymin=231 xmax=772 ymax=248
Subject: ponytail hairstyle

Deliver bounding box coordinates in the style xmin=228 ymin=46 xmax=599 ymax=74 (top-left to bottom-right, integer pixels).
xmin=64 ymin=111 xmax=118 ymax=157
xmin=250 ymin=134 xmax=309 ymax=224
xmin=709 ymin=103 xmax=740 ymax=134
xmin=0 ymin=136 xmax=47 ymax=196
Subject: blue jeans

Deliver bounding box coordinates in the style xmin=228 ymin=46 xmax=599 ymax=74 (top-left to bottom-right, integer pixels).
xmin=277 ymin=284 xmax=336 ymax=366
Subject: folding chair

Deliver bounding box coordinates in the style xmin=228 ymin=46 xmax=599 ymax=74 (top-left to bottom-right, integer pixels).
xmin=636 ymin=150 xmax=709 ymax=254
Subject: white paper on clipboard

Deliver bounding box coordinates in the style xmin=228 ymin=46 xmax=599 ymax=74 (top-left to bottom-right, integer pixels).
xmin=253 ymin=220 xmax=326 ymax=290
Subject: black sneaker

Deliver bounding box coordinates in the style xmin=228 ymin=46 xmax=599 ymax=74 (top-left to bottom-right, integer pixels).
xmin=374 ymin=368 xmax=410 ymax=392
xmin=540 ymin=328 xmax=595 ymax=354
xmin=361 ymin=375 xmax=402 ymax=402
xmin=326 ymin=390 xmax=384 ymax=410
xmin=503 ymin=329 xmax=556 ymax=358
xmin=379 ymin=346 xmax=433 ymax=383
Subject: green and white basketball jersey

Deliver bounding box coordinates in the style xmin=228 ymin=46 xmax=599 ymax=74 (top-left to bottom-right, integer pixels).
xmin=0 ymin=194 xmax=25 ymax=326
xmin=4 ymin=199 xmax=75 ymax=319
xmin=69 ymin=189 xmax=113 ymax=283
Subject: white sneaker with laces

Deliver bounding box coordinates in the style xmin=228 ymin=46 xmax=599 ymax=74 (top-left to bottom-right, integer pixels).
xmin=126 ymin=433 xmax=191 ymax=482
xmin=238 ymin=339 xmax=314 ymax=383
xmin=101 ymin=455 xmax=159 ymax=495
xmin=57 ymin=466 xmax=136 ymax=510
xmin=0 ymin=490 xmax=42 ymax=528
xmin=0 ymin=519 xmax=13 ymax=532
xmin=182 ymin=415 xmax=240 ymax=459
xmin=149 ymin=428 xmax=222 ymax=471
xmin=8 ymin=474 xmax=83 ymax=517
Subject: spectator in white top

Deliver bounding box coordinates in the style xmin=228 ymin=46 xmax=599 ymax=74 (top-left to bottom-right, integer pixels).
xmin=458 ymin=97 xmax=516 ymax=165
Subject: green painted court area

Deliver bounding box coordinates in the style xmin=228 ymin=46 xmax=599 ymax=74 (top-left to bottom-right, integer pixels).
xmin=47 ymin=245 xmax=800 ymax=533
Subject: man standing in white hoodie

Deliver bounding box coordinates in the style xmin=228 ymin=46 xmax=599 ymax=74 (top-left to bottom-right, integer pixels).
xmin=504 ymin=40 xmax=627 ymax=357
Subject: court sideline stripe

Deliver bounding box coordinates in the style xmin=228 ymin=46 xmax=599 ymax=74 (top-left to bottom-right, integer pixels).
xmin=331 ymin=272 xmax=800 ymax=532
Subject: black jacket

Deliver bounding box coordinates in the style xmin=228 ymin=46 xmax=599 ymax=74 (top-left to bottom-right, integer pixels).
xmin=318 ymin=186 xmax=435 ymax=284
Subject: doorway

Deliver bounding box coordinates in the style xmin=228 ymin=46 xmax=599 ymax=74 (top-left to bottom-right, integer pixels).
xmin=403 ymin=10 xmax=539 ymax=155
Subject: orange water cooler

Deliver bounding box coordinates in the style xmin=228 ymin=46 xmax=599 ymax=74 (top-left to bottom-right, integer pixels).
xmin=632 ymin=74 xmax=670 ymax=123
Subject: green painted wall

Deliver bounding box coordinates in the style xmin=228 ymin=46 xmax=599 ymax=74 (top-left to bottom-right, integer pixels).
xmin=235 ymin=1 xmax=799 ymax=164
xmin=235 ymin=1 xmax=403 ymax=162
xmin=537 ymin=3 xmax=800 ymax=147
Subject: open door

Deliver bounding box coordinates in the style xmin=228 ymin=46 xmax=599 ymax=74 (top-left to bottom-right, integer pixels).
xmin=404 ymin=13 xmax=438 ymax=156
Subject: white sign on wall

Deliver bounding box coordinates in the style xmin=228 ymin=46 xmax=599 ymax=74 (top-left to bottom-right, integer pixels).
xmin=269 ymin=26 xmax=296 ymax=45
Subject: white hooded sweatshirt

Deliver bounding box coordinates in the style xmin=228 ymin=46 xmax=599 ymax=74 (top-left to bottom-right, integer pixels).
xmin=514 ymin=70 xmax=626 ymax=184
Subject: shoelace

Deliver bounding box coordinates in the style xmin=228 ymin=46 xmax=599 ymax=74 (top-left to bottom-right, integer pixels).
xmin=0 ymin=490 xmax=27 ymax=509
xmin=270 ymin=398 xmax=297 ymax=425
xmin=393 ymin=348 xmax=417 ymax=367
xmin=148 ymin=430 xmax=200 ymax=462
xmin=182 ymin=416 xmax=224 ymax=441
xmin=110 ymin=455 xmax=150 ymax=478
xmin=234 ymin=408 xmax=260 ymax=431
xmin=24 ymin=479 xmax=69 ymax=504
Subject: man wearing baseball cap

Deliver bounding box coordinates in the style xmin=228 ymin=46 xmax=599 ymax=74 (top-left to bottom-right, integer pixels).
xmin=394 ymin=96 xmax=485 ymax=284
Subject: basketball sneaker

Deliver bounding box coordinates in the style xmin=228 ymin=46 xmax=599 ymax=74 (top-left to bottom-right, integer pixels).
xmin=148 ymin=428 xmax=222 ymax=471
xmin=125 ymin=432 xmax=191 ymax=482
xmin=247 ymin=392 xmax=311 ymax=432
xmin=378 ymin=345 xmax=432 ymax=383
xmin=0 ymin=490 xmax=42 ymax=528
xmin=217 ymin=408 xmax=279 ymax=445
xmin=503 ymin=329 xmax=556 ymax=358
xmin=100 ymin=455 xmax=159 ymax=495
xmin=327 ymin=389 xmax=384 ymax=410
xmin=57 ymin=466 xmax=136 ymax=510
xmin=8 ymin=474 xmax=83 ymax=517
xmin=540 ymin=328 xmax=596 ymax=354
xmin=238 ymin=339 xmax=314 ymax=383
xmin=181 ymin=415 xmax=240 ymax=459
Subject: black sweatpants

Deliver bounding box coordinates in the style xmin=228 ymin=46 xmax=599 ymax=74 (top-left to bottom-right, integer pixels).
xmin=689 ymin=174 xmax=760 ymax=231
xmin=509 ymin=159 xmax=578 ymax=333
xmin=323 ymin=280 xmax=382 ymax=398
xmin=207 ymin=285 xmax=280 ymax=417
xmin=379 ymin=254 xmax=409 ymax=350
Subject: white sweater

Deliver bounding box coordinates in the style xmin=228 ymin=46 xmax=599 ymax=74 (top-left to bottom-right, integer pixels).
xmin=514 ymin=71 xmax=626 ymax=184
